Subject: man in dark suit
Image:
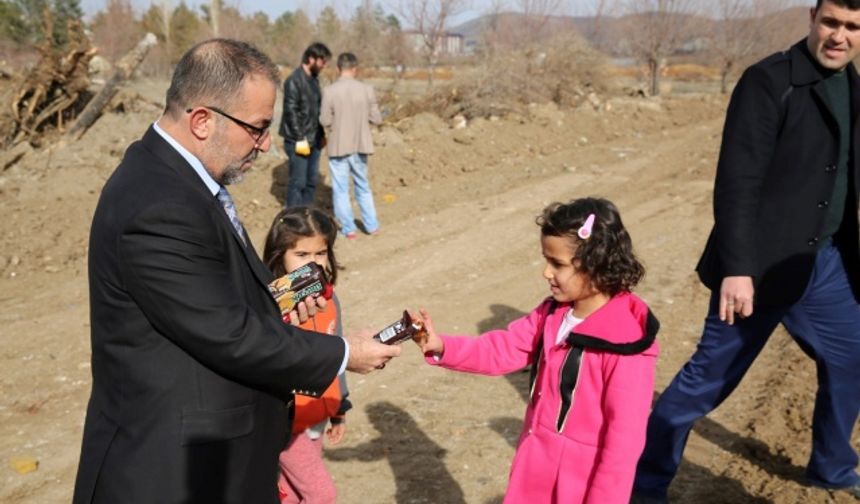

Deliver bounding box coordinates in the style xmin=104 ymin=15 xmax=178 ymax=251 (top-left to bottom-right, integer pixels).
xmin=73 ymin=39 xmax=399 ymax=504
xmin=632 ymin=1 xmax=860 ymax=502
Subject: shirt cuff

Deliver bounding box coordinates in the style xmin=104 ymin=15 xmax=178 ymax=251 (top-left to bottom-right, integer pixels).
xmin=337 ymin=337 xmax=349 ymax=375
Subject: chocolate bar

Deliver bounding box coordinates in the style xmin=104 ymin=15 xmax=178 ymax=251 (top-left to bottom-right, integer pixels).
xmin=374 ymin=310 xmax=427 ymax=345
xmin=267 ymin=262 xmax=332 ymax=317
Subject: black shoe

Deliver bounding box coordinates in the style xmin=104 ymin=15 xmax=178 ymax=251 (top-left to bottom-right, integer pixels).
xmin=630 ymin=492 xmax=669 ymax=504
xmin=850 ymin=481 xmax=860 ymax=500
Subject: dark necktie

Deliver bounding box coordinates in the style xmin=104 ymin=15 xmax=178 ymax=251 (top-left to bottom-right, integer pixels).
xmin=217 ymin=186 xmax=246 ymax=246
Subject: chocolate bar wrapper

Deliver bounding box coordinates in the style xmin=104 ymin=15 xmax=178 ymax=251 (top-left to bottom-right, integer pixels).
xmin=267 ymin=263 xmax=328 ymax=317
xmin=374 ymin=310 xmax=426 ymax=345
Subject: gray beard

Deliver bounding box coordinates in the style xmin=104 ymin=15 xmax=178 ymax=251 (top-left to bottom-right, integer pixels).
xmin=219 ymin=149 xmax=258 ymax=185
xmin=220 ymin=166 xmax=245 ymax=185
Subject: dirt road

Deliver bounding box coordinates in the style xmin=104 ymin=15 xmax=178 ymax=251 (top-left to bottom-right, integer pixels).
xmin=0 ymin=82 xmax=857 ymax=503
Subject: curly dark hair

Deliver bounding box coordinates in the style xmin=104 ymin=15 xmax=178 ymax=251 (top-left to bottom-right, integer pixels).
xmin=536 ymin=197 xmax=644 ymax=297
xmin=262 ymin=206 xmax=339 ymax=284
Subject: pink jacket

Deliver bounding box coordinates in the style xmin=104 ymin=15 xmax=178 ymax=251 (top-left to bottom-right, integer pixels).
xmin=427 ymin=293 xmax=659 ymax=504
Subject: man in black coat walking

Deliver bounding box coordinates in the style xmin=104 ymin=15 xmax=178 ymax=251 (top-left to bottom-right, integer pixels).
xmin=633 ymin=1 xmax=860 ymax=501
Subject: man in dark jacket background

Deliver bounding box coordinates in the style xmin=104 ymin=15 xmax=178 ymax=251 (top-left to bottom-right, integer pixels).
xmin=632 ymin=0 xmax=860 ymax=502
xmin=279 ymin=42 xmax=331 ymax=207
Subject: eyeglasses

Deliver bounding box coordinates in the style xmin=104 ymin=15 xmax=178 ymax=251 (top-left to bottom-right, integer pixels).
xmin=186 ymin=106 xmax=270 ymax=143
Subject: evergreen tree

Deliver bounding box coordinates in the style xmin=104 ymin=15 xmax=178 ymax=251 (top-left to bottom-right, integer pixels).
xmin=90 ymin=0 xmax=141 ymax=62
xmin=246 ymin=11 xmax=269 ymax=50
xmin=169 ymin=2 xmax=202 ymax=63
xmin=270 ymin=9 xmax=312 ymax=65
xmin=0 ymin=0 xmax=83 ymax=49
xmin=349 ymin=1 xmax=381 ymax=65
xmin=385 ymin=14 xmax=400 ymax=30
xmin=0 ymin=1 xmax=30 ymax=44
xmin=140 ymin=4 xmax=167 ymax=42
xmin=316 ymin=5 xmax=341 ymax=48
xmin=51 ymin=0 xmax=82 ymax=47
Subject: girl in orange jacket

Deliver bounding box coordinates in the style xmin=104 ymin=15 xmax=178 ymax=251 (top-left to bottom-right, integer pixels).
xmin=263 ymin=207 xmax=351 ymax=504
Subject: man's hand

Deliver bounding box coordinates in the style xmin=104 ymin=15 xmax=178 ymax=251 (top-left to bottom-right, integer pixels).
xmin=285 ymin=295 xmax=327 ymax=325
xmin=294 ymin=139 xmax=311 ymax=156
xmin=344 ymin=329 xmax=401 ymax=374
xmin=719 ymin=276 xmax=754 ymax=325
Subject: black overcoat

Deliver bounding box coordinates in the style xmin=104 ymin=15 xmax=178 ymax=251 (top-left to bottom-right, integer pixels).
xmin=696 ymin=40 xmax=860 ymax=306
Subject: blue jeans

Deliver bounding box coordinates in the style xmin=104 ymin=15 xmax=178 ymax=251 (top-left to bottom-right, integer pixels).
xmin=328 ymin=153 xmax=378 ymax=235
xmin=633 ymin=241 xmax=860 ymax=499
xmin=285 ymin=143 xmax=321 ymax=208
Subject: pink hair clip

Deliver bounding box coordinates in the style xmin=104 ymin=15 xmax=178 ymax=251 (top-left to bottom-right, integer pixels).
xmin=578 ymin=213 xmax=595 ymax=240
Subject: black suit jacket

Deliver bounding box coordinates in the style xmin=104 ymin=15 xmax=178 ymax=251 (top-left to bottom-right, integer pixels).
xmin=73 ymin=127 xmax=345 ymax=503
xmin=696 ymin=40 xmax=860 ymax=306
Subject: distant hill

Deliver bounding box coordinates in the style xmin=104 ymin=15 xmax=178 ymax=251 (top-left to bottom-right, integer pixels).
xmin=450 ymin=12 xmax=590 ymax=52
xmin=450 ymin=7 xmax=810 ymax=57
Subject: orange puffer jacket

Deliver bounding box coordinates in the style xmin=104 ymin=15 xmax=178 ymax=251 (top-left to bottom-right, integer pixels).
xmin=289 ymin=293 xmax=351 ymax=434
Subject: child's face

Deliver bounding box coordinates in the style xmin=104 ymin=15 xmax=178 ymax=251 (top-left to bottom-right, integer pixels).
xmin=283 ymin=234 xmax=329 ymax=273
xmin=540 ymin=235 xmax=597 ymax=304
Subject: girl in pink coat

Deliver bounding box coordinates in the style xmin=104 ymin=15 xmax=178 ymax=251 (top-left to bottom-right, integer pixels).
xmin=413 ymin=197 xmax=659 ymax=504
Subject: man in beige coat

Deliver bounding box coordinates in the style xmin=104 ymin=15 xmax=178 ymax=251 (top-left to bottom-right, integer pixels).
xmin=320 ymin=52 xmax=383 ymax=239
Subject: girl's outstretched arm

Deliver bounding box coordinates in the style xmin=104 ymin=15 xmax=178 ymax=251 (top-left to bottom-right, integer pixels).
xmin=415 ymin=300 xmax=552 ymax=376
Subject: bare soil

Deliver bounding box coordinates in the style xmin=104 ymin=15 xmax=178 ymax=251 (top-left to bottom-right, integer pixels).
xmin=1 ymin=78 xmax=858 ymax=503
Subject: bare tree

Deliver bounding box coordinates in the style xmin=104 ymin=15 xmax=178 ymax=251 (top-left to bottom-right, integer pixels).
xmin=477 ymin=0 xmax=507 ymax=57
xmin=709 ymin=0 xmax=800 ymax=93
xmin=394 ymin=0 xmax=469 ymax=86
xmin=623 ymin=0 xmax=701 ymax=96
xmin=515 ymin=0 xmax=567 ymax=45
xmin=583 ymin=0 xmax=615 ymax=50
xmin=90 ymin=0 xmax=143 ymax=62
xmin=480 ymin=0 xmax=570 ymax=50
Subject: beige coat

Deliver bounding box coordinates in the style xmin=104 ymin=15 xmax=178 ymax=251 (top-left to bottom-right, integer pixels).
xmin=319 ymin=76 xmax=382 ymax=157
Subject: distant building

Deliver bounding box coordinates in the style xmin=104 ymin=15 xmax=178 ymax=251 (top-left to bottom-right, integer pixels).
xmin=403 ymin=30 xmax=464 ymax=56
xmin=679 ymin=37 xmax=710 ymax=54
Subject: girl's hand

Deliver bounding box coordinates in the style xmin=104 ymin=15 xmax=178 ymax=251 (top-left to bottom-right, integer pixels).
xmin=326 ymin=421 xmax=346 ymax=445
xmin=285 ymin=295 xmax=328 ymax=325
xmin=414 ymin=308 xmax=444 ymax=356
